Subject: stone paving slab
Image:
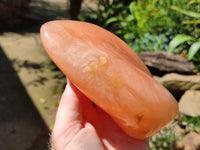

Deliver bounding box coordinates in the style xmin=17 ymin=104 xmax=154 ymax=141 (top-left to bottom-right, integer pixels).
xmin=0 ymin=32 xmax=66 ymax=129
xmin=0 ymin=33 xmax=52 ymax=150
xmin=0 ymin=0 xmax=96 ymax=149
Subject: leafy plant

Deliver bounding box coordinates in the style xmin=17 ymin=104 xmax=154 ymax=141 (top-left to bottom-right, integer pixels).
xmin=168 ymin=0 xmax=200 ymax=63
xmin=168 ymin=34 xmax=200 ymax=60
xmin=80 ymin=0 xmax=191 ymax=49
xmin=150 ymin=121 xmax=181 ymax=150
xmin=129 ymin=0 xmax=158 ymax=37
xmin=178 ymin=114 xmax=200 ymax=133
xmin=171 ymin=5 xmax=200 ymax=18
xmin=150 ymin=113 xmax=200 ymax=150
xmin=80 ymin=0 xmax=200 ymax=67
xmin=171 ymin=2 xmax=200 ymax=26
xmin=115 ymin=0 xmax=177 ymax=40
xmin=79 ymin=0 xmax=200 ymax=149
xmin=132 ymin=32 xmax=169 ymax=53
xmin=79 ymin=0 xmax=132 ymax=30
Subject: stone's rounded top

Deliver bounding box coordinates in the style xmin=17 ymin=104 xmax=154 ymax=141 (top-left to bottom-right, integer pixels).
xmin=40 ymin=20 xmax=178 ymax=140
xmin=40 ymin=20 xmax=152 ymax=77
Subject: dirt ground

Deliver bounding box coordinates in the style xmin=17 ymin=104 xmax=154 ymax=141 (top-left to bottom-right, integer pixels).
xmin=0 ymin=0 xmax=72 ymax=149
xmin=0 ymin=0 xmax=97 ymax=149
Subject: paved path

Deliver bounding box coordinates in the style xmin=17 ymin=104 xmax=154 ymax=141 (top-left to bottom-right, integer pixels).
xmin=0 ymin=0 xmax=97 ymax=149
xmin=0 ymin=0 xmax=68 ymax=149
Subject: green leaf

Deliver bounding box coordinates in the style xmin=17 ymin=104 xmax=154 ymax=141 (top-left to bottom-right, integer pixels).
xmin=125 ymin=15 xmax=134 ymax=22
xmin=183 ymin=19 xmax=200 ymax=24
xmin=187 ymin=0 xmax=200 ymax=7
xmin=104 ymin=9 xmax=112 ymax=19
xmin=129 ymin=2 xmax=134 ymax=15
xmin=188 ymin=41 xmax=200 ymax=60
xmin=115 ymin=3 xmax=124 ymax=9
xmin=105 ymin=17 xmax=118 ymax=27
xmin=171 ymin=6 xmax=200 ymax=18
xmin=168 ymin=34 xmax=193 ymax=52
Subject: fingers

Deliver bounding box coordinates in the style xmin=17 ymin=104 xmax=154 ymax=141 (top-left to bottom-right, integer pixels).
xmin=52 ymin=80 xmax=83 ymax=149
xmin=52 ymin=80 xmax=150 ymax=150
xmin=65 ymin=123 xmax=105 ymax=150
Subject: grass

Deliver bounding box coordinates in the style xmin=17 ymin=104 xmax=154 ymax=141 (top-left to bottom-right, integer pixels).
xmin=150 ymin=113 xmax=200 ymax=150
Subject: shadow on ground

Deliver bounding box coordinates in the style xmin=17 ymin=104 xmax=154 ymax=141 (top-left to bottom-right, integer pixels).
xmin=0 ymin=0 xmax=69 ymax=149
xmin=0 ymin=46 xmax=50 ymax=150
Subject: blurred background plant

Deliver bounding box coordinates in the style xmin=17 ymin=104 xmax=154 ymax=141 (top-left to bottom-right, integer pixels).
xmin=80 ymin=2 xmax=200 ymax=148
xmin=149 ymin=113 xmax=200 ymax=150
xmin=80 ymin=0 xmax=200 ymax=71
xmin=168 ymin=1 xmax=200 ymax=71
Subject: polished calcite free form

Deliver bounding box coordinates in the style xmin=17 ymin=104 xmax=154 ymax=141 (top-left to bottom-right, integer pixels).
xmin=40 ymin=20 xmax=178 ymax=140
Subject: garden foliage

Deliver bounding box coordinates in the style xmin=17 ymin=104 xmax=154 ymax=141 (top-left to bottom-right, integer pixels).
xmin=80 ymin=0 xmax=200 ymax=70
xmin=80 ymin=1 xmax=200 ymax=149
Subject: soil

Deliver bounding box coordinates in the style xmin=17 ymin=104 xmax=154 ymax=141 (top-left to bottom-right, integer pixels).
xmin=0 ymin=0 xmax=70 ymax=149
xmin=0 ymin=0 xmax=97 ymax=149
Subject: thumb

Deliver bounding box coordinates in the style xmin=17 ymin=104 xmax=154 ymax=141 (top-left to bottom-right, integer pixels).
xmin=52 ymin=80 xmax=83 ymax=149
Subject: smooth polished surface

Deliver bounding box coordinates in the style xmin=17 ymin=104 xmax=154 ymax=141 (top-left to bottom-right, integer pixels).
xmin=40 ymin=20 xmax=178 ymax=139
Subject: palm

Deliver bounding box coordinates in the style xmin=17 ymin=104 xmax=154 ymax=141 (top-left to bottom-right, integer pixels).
xmin=51 ymin=81 xmax=149 ymax=150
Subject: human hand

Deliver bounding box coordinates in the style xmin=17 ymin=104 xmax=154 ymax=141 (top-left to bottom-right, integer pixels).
xmin=51 ymin=80 xmax=149 ymax=150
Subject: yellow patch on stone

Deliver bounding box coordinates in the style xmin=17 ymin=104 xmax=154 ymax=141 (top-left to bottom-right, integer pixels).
xmin=110 ymin=74 xmax=122 ymax=87
xmin=90 ymin=62 xmax=98 ymax=72
xmin=104 ymin=74 xmax=122 ymax=92
xmin=99 ymin=56 xmax=107 ymax=65
xmin=82 ymin=56 xmax=107 ymax=73
xmin=82 ymin=62 xmax=98 ymax=73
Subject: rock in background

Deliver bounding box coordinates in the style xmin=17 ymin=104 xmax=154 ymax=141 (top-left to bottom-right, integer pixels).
xmin=139 ymin=51 xmax=200 ymax=117
xmin=154 ymin=72 xmax=200 ymax=117
xmin=141 ymin=52 xmax=200 ymax=149
xmin=179 ymin=90 xmax=200 ymax=117
xmin=139 ymin=51 xmax=196 ymax=75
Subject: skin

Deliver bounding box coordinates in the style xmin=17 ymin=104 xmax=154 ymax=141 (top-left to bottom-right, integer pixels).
xmin=51 ymin=80 xmax=149 ymax=150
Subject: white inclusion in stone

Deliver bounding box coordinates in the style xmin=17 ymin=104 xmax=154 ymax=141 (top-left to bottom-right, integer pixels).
xmin=44 ymin=31 xmax=48 ymax=37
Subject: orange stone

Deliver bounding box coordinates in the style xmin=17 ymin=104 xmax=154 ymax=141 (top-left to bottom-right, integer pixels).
xmin=40 ymin=20 xmax=178 ymax=139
